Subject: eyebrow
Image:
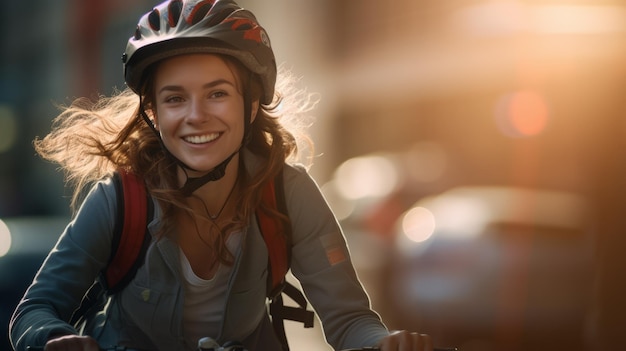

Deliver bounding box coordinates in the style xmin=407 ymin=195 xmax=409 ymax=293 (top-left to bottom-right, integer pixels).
xmin=157 ymin=78 xmax=236 ymax=94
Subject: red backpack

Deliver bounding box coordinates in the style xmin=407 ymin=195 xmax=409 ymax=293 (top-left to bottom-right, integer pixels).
xmin=72 ymin=169 xmax=313 ymax=350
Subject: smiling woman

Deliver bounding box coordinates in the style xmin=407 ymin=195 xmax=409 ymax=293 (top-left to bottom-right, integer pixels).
xmin=152 ymin=54 xmax=252 ymax=179
xmin=8 ymin=1 xmax=438 ymax=351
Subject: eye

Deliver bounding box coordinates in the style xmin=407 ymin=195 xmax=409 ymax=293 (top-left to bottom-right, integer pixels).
xmin=163 ymin=95 xmax=184 ymax=104
xmin=210 ymin=91 xmax=228 ymax=99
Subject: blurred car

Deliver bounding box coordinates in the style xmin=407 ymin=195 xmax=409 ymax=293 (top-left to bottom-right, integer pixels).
xmin=0 ymin=216 xmax=68 ymax=351
xmin=380 ymin=186 xmax=594 ymax=351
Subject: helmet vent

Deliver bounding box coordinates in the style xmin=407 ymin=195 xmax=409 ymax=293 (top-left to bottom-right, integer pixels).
xmin=168 ymin=0 xmax=183 ymax=27
xmin=123 ymin=0 xmax=277 ymax=103
xmin=148 ymin=9 xmax=161 ymax=31
xmin=203 ymin=7 xmax=235 ymax=28
xmin=187 ymin=0 xmax=216 ymax=25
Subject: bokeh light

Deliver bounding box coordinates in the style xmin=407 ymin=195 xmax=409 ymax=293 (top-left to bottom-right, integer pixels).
xmin=334 ymin=155 xmax=398 ymax=200
xmin=0 ymin=219 xmax=11 ymax=257
xmin=401 ymin=206 xmax=436 ymax=243
xmin=427 ymin=193 xmax=491 ymax=239
xmin=495 ymin=90 xmax=549 ymax=138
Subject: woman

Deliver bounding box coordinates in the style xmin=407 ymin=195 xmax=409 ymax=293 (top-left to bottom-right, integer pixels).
xmin=9 ymin=1 xmax=433 ymax=350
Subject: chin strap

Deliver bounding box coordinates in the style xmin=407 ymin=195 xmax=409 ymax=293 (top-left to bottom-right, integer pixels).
xmin=178 ymin=149 xmax=238 ymax=196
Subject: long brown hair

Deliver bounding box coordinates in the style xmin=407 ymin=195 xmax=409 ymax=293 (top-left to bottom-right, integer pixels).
xmin=34 ymin=55 xmax=314 ymax=260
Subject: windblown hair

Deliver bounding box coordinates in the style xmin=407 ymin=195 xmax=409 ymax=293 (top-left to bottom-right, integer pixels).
xmin=34 ymin=60 xmax=316 ymax=260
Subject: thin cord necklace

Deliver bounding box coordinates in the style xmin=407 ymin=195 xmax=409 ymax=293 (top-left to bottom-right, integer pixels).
xmin=187 ymin=173 xmax=239 ymax=252
xmin=200 ymin=176 xmax=238 ymax=220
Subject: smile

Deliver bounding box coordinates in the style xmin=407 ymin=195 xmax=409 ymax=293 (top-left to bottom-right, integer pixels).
xmin=183 ymin=133 xmax=221 ymax=144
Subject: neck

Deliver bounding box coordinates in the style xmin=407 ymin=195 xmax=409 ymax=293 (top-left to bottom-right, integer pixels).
xmin=184 ymin=155 xmax=240 ymax=215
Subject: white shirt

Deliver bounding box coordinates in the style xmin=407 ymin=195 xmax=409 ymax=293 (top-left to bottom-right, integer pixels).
xmin=180 ymin=231 xmax=242 ymax=348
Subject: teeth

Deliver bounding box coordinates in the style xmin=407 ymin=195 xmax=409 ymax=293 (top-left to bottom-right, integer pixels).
xmin=184 ymin=133 xmax=220 ymax=144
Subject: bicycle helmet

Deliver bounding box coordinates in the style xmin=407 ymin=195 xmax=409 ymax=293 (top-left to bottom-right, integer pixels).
xmin=121 ymin=0 xmax=277 ymax=195
xmin=123 ymin=0 xmax=276 ymax=105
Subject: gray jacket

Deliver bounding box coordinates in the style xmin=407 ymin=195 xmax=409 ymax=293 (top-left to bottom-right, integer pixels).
xmin=10 ymin=151 xmax=389 ymax=351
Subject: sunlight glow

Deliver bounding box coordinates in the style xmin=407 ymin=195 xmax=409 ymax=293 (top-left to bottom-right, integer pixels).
xmin=535 ymin=5 xmax=626 ymax=35
xmin=457 ymin=3 xmax=626 ymax=36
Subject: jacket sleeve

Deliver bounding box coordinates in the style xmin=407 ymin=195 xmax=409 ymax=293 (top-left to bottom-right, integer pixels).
xmin=283 ymin=165 xmax=390 ymax=349
xmin=9 ymin=179 xmax=118 ymax=351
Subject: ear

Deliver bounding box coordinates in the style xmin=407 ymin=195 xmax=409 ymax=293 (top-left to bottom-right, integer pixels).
xmin=149 ymin=110 xmax=160 ymax=131
xmin=250 ymin=99 xmax=260 ymax=123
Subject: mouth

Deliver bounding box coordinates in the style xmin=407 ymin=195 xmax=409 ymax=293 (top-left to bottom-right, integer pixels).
xmin=183 ymin=133 xmax=221 ymax=144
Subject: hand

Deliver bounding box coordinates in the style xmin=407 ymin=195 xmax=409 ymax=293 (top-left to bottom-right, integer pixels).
xmin=377 ymin=330 xmax=433 ymax=351
xmin=44 ymin=335 xmax=100 ymax=351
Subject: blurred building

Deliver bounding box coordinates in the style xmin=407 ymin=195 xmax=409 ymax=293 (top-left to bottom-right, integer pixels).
xmin=0 ymin=0 xmax=154 ymax=217
xmin=2 ymin=1 xmax=626 ymax=350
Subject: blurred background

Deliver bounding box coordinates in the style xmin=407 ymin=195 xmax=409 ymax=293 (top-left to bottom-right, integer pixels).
xmin=2 ymin=0 xmax=626 ymax=350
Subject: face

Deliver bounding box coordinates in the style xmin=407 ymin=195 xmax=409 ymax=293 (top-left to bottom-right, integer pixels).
xmin=152 ymin=54 xmax=257 ymax=176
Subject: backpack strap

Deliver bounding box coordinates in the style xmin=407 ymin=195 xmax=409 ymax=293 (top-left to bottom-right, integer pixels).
xmin=104 ymin=169 xmax=152 ymax=293
xmin=70 ymin=170 xmax=152 ymax=327
xmin=257 ymin=172 xmax=290 ymax=298
xmin=268 ymin=283 xmax=315 ymax=351
xmin=257 ymin=171 xmax=314 ymax=351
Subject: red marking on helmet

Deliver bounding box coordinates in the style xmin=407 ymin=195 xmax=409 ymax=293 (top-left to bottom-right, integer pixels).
xmin=225 ymin=18 xmax=263 ymax=44
xmin=186 ymin=0 xmax=216 ymax=25
xmin=243 ymin=28 xmax=264 ymax=44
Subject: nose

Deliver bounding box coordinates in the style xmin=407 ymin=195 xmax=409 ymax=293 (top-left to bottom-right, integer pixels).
xmin=186 ymin=97 xmax=211 ymax=124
